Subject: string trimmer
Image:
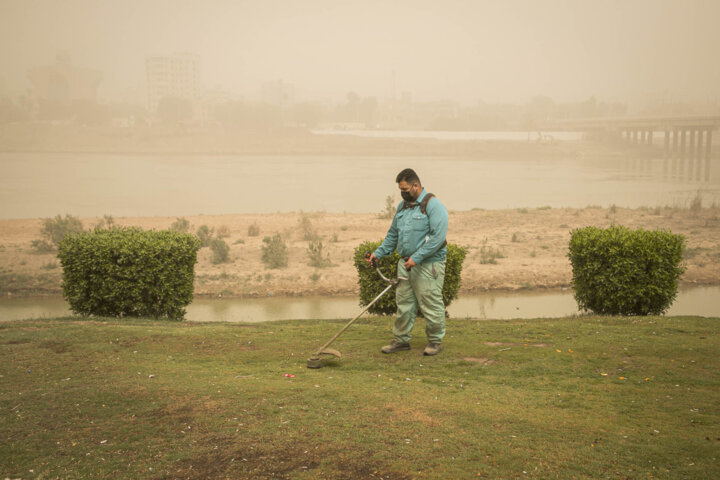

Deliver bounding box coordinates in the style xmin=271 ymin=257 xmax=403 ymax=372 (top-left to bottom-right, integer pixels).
xmin=306 ymin=252 xmax=406 ymax=369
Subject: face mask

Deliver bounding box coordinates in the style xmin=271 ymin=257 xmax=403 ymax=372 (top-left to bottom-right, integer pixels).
xmin=401 ymin=190 xmax=415 ymax=202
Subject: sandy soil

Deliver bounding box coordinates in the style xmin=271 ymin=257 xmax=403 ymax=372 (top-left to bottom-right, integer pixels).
xmin=1 ymin=206 xmax=718 ymax=298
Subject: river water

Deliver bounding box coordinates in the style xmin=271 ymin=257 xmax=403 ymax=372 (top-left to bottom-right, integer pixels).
xmin=1 ymin=286 xmax=717 ymax=323
xmin=1 ymin=147 xmax=718 ymax=219
xmin=2 ymin=138 xmax=718 ymax=321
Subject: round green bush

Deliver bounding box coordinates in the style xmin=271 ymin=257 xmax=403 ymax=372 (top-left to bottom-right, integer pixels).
xmin=58 ymin=228 xmax=201 ymax=320
xmin=568 ymin=225 xmax=685 ymax=315
xmin=353 ymin=240 xmax=467 ymax=316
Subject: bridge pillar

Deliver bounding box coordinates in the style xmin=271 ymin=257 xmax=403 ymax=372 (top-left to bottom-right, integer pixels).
xmin=707 ymin=129 xmax=713 ymax=159
xmin=680 ymin=129 xmax=688 ymax=177
xmin=671 ymin=129 xmax=678 ymax=176
xmin=707 ymin=129 xmax=713 ymax=181
xmin=690 ymin=130 xmax=697 ymax=156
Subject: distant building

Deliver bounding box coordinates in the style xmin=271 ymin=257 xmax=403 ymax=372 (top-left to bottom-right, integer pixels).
xmin=261 ymin=79 xmax=295 ymax=108
xmin=27 ymin=52 xmax=102 ymax=105
xmin=198 ymin=87 xmax=231 ymax=124
xmin=145 ymin=53 xmax=201 ymax=114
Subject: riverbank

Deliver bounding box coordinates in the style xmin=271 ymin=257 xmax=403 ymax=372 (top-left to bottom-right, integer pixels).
xmin=1 ymin=205 xmax=718 ymax=298
xmin=2 ymin=315 xmax=718 ymax=478
xmin=0 ymin=123 xmax=601 ymax=157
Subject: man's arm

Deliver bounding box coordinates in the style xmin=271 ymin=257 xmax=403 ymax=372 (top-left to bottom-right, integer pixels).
xmin=410 ymin=199 xmax=448 ymax=265
xmin=373 ymin=212 xmax=400 ymax=259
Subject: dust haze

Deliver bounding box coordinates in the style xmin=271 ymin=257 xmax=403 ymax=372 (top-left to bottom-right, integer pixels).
xmin=1 ymin=0 xmax=719 ymax=106
xmin=1 ymin=0 xmax=720 ymax=220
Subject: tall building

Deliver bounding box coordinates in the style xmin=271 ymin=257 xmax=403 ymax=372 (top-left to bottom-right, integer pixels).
xmin=27 ymin=52 xmax=102 ymax=105
xmin=145 ymin=53 xmax=201 ymax=114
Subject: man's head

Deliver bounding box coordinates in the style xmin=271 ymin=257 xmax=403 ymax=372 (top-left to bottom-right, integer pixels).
xmin=396 ymin=168 xmax=422 ymax=202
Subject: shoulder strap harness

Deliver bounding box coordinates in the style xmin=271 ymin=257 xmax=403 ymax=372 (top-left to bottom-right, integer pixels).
xmin=402 ymin=192 xmax=436 ymax=215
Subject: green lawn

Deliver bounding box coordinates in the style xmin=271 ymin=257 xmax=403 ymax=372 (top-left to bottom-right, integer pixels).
xmin=1 ymin=315 xmax=718 ymax=479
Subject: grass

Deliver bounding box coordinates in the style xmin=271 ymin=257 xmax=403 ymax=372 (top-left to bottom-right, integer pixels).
xmin=476 ymin=245 xmax=506 ymax=264
xmin=1 ymin=315 xmax=719 ymax=479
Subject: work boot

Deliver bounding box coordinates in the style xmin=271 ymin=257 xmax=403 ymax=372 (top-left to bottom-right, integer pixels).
xmin=423 ymin=342 xmax=442 ymax=356
xmin=381 ymin=339 xmax=410 ymax=354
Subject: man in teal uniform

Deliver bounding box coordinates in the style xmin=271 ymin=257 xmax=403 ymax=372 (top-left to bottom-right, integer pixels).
xmin=367 ymin=168 xmax=449 ymax=356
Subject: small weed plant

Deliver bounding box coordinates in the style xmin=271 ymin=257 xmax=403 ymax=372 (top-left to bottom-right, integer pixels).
xmin=209 ymin=238 xmax=230 ymax=264
xmin=689 ymin=191 xmax=702 ymax=215
xmin=215 ymin=225 xmax=230 ymax=239
xmin=33 ymin=214 xmax=84 ymax=252
xmin=247 ymin=223 xmax=260 ymax=237
xmin=380 ymin=195 xmax=396 ymax=219
xmin=196 ymin=225 xmax=214 ymax=247
xmin=477 ymin=244 xmax=505 ymax=264
xmin=169 ymin=217 xmax=191 ymax=233
xmin=299 ymin=214 xmax=318 ymax=241
xmin=93 ymin=215 xmax=116 ymax=231
xmin=307 ymin=239 xmax=333 ymax=268
xmin=261 ymin=233 xmax=288 ymax=269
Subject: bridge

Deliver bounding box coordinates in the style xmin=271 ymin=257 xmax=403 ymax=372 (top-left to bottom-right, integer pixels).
xmin=553 ymin=115 xmax=720 ymax=181
xmin=554 ymin=114 xmax=719 ymax=157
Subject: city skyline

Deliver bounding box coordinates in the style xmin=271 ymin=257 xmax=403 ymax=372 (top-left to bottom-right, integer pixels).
xmin=1 ymin=0 xmax=720 ymax=109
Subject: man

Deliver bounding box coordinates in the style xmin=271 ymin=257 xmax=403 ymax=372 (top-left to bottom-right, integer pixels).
xmin=366 ymin=168 xmax=449 ymax=356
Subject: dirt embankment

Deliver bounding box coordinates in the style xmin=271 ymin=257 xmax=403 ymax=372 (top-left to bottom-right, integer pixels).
xmin=1 ymin=206 xmax=718 ymax=298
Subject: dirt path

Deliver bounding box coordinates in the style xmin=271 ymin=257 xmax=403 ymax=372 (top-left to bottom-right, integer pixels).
xmin=1 ymin=206 xmax=718 ymax=298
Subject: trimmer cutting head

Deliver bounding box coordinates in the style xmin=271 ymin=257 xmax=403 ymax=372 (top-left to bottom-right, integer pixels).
xmin=306 ymin=257 xmax=402 ymax=369
xmin=306 ymin=348 xmax=342 ymax=369
xmin=306 ymin=356 xmax=323 ymax=369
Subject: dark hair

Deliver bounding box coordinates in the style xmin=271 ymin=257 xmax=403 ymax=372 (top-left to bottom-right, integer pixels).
xmin=396 ymin=168 xmax=421 ymax=185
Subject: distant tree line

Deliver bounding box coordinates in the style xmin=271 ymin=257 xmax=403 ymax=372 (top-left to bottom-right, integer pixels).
xmin=4 ymin=89 xmax=713 ymax=131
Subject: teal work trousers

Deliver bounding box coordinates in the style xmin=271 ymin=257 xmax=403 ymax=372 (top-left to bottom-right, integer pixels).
xmin=393 ymin=259 xmax=446 ymax=344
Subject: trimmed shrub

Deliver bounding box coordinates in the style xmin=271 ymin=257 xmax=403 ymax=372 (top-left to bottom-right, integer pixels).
xmin=58 ymin=228 xmax=201 ymax=320
xmin=353 ymin=240 xmax=467 ymax=316
xmin=209 ymin=237 xmax=230 ymax=264
xmin=261 ymin=233 xmax=288 ymax=269
xmin=568 ymin=225 xmax=685 ymax=315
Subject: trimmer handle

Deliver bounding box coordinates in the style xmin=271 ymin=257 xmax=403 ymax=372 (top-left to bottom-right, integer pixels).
xmin=364 ymin=251 xmax=403 ymax=284
xmin=364 ymin=251 xmax=378 ymax=269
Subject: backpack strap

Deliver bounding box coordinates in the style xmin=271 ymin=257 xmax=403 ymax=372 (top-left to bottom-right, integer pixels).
xmin=402 ymin=192 xmax=435 ymax=214
xmin=419 ymin=193 xmax=435 ymax=215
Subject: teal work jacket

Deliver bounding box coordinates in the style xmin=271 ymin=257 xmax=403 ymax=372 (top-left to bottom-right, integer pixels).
xmin=374 ymin=189 xmax=449 ymax=265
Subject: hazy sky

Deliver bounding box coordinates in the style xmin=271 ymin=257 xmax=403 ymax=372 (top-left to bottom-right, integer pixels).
xmin=1 ymin=0 xmax=719 ymax=107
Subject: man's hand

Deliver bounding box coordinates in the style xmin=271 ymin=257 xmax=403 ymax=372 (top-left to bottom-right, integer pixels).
xmin=404 ymin=257 xmax=417 ymax=270
xmin=366 ymin=253 xmax=379 ymax=267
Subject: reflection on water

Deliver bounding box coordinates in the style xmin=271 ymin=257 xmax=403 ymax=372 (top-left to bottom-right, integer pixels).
xmin=2 ymin=286 xmax=717 ymax=323
xmin=1 ymin=151 xmax=718 ymax=219
xmin=311 ymin=130 xmax=585 ymax=141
